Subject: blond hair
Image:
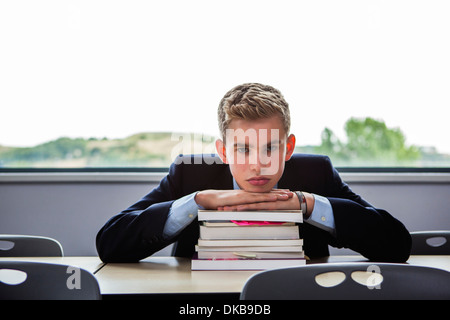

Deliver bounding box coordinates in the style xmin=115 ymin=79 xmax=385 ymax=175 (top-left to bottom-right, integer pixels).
xmin=217 ymin=83 xmax=290 ymax=139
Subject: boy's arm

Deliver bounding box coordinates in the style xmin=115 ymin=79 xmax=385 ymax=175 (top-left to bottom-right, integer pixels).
xmin=96 ymin=161 xmax=184 ymax=262
xmin=305 ymin=194 xmax=335 ymax=235
xmin=322 ymin=156 xmax=412 ymax=262
xmin=95 ymin=189 xmax=175 ymax=262
xmin=162 ymin=192 xmax=200 ymax=239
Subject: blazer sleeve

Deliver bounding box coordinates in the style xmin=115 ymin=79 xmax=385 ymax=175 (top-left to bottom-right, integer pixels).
xmin=322 ymin=157 xmax=412 ymax=262
xmin=96 ymin=162 xmax=183 ymax=262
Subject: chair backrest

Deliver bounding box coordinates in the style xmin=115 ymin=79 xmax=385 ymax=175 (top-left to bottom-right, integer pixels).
xmin=410 ymin=231 xmax=450 ymax=255
xmin=240 ymin=262 xmax=450 ymax=300
xmin=0 ymin=261 xmax=101 ymax=300
xmin=0 ymin=235 xmax=63 ymax=257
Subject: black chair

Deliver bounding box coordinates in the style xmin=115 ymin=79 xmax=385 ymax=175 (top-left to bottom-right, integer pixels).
xmin=410 ymin=231 xmax=450 ymax=255
xmin=0 ymin=261 xmax=101 ymax=300
xmin=0 ymin=235 xmax=63 ymax=257
xmin=240 ymin=262 xmax=450 ymax=300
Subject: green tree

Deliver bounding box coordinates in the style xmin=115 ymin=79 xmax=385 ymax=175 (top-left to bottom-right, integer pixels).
xmin=317 ymin=117 xmax=421 ymax=166
xmin=316 ymin=127 xmax=349 ymax=161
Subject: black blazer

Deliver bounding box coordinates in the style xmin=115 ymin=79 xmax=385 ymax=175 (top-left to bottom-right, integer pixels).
xmin=96 ymin=154 xmax=411 ymax=263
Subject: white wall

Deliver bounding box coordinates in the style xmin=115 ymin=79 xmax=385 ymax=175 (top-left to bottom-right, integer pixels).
xmin=1 ymin=172 xmax=450 ymax=256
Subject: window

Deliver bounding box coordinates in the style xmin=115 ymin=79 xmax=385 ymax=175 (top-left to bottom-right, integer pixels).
xmin=1 ymin=1 xmax=449 ymax=169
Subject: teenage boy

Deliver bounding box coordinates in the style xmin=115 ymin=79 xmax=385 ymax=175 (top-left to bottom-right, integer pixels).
xmin=96 ymin=83 xmax=411 ymax=263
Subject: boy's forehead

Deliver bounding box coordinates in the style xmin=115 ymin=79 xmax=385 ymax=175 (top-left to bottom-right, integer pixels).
xmin=225 ymin=116 xmax=287 ymax=139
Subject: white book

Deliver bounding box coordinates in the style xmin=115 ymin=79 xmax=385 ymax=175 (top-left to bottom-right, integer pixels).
xmin=197 ymin=239 xmax=303 ymax=247
xmin=191 ymin=256 xmax=306 ymax=271
xmin=199 ymin=225 xmax=299 ymax=240
xmin=198 ymin=209 xmax=303 ymax=223
xmin=196 ymin=251 xmax=305 ymax=259
xmin=202 ymin=221 xmax=296 ymax=227
xmin=195 ymin=245 xmax=303 ymax=252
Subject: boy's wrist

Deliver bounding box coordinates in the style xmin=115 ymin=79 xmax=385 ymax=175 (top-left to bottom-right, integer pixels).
xmin=295 ymin=191 xmax=314 ymax=219
xmin=193 ymin=191 xmax=205 ymax=210
xmin=295 ymin=191 xmax=307 ymax=218
xmin=194 ymin=190 xmax=208 ymax=209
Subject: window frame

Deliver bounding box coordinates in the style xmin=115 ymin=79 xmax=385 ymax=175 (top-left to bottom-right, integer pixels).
xmin=1 ymin=167 xmax=450 ymax=185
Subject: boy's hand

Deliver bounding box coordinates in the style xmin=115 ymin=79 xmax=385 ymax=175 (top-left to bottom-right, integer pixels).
xmin=194 ymin=189 xmax=293 ymax=210
xmin=211 ymin=191 xmax=315 ymax=217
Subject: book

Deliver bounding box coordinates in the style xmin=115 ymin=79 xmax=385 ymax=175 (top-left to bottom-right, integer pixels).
xmin=191 ymin=254 xmax=306 ymax=271
xmin=198 ymin=209 xmax=303 ymax=223
xmin=197 ymin=239 xmax=303 ymax=247
xmin=196 ymin=245 xmax=303 ymax=252
xmin=201 ymin=221 xmax=296 ymax=227
xmin=192 ymin=209 xmax=305 ymax=271
xmin=199 ymin=225 xmax=299 ymax=240
xmin=196 ymin=250 xmax=305 ymax=259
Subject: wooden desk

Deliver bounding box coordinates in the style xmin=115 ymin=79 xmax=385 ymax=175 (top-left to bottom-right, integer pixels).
xmin=95 ymin=255 xmax=450 ymax=298
xmin=95 ymin=257 xmax=257 ymax=298
xmin=0 ymin=256 xmax=105 ymax=274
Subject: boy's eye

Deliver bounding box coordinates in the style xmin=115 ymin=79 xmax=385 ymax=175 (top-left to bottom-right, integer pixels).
xmin=237 ymin=147 xmax=250 ymax=153
xmin=266 ymin=145 xmax=278 ymax=152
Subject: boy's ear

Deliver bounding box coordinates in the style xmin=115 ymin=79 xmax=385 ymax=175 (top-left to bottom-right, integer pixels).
xmin=215 ymin=139 xmax=228 ymax=164
xmin=285 ymin=134 xmax=296 ymax=161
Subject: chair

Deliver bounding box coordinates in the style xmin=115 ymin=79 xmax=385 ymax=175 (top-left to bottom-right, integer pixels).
xmin=240 ymin=262 xmax=450 ymax=300
xmin=0 ymin=261 xmax=101 ymax=300
xmin=410 ymin=231 xmax=450 ymax=255
xmin=0 ymin=235 xmax=63 ymax=257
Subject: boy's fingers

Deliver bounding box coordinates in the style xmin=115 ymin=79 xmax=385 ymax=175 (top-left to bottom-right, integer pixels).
xmin=250 ymin=192 xmax=291 ymax=202
xmin=231 ymin=191 xmax=292 ymax=206
xmin=270 ymin=190 xmax=294 ymax=197
xmin=266 ymin=192 xmax=293 ymax=200
xmin=236 ymin=193 xmax=277 ymax=205
xmin=235 ymin=201 xmax=279 ymax=211
xmin=197 ymin=189 xmax=294 ymax=209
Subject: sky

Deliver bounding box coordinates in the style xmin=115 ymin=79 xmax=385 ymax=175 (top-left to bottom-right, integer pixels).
xmin=1 ymin=1 xmax=450 ymax=153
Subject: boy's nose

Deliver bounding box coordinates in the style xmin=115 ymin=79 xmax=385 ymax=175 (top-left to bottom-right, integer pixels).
xmin=249 ymin=162 xmax=261 ymax=175
xmin=249 ymin=152 xmax=271 ymax=174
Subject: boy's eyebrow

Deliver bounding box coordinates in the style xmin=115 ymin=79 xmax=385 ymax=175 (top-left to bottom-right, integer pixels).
xmin=233 ymin=142 xmax=250 ymax=148
xmin=264 ymin=140 xmax=282 ymax=146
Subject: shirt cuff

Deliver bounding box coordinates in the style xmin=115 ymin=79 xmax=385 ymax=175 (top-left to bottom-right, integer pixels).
xmin=305 ymin=194 xmax=336 ymax=236
xmin=162 ymin=192 xmax=200 ymax=239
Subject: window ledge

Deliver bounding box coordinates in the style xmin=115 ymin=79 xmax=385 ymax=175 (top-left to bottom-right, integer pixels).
xmin=0 ymin=172 xmax=167 ymax=183
xmin=340 ymin=172 xmax=450 ymax=184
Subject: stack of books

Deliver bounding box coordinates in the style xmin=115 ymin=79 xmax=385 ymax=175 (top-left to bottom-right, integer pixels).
xmin=191 ymin=209 xmax=305 ymax=270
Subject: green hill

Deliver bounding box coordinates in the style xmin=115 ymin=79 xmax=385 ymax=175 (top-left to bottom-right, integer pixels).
xmin=0 ymin=132 xmax=218 ymax=168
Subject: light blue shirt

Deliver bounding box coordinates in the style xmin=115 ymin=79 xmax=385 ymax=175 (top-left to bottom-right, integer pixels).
xmin=162 ymin=179 xmax=336 ymax=238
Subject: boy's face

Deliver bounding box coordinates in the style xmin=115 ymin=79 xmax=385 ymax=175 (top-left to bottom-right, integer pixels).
xmin=216 ymin=115 xmax=296 ymax=193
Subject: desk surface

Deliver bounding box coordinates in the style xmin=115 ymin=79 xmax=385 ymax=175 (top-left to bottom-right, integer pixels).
xmin=0 ymin=256 xmax=104 ymax=274
xmin=96 ymin=257 xmax=257 ymax=295
xmin=95 ymin=255 xmax=450 ymax=296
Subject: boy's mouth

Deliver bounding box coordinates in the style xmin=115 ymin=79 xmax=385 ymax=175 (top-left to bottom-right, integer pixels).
xmin=247 ymin=176 xmax=270 ymax=186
